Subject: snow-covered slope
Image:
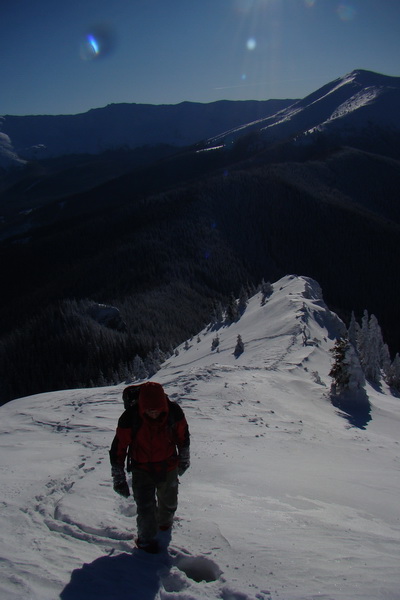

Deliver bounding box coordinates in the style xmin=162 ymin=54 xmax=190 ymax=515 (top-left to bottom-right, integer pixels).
xmin=1 ymin=275 xmax=399 ymax=600
xmin=209 ymin=69 xmax=400 ymax=147
xmin=0 ymin=131 xmax=26 ymax=168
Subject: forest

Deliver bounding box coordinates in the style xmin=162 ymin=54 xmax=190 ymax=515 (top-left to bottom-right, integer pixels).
xmin=1 ymin=128 xmax=400 ymax=404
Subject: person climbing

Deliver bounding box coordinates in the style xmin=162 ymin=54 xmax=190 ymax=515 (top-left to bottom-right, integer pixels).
xmin=109 ymin=381 xmax=190 ymax=553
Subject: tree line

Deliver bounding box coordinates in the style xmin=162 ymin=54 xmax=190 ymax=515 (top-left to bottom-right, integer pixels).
xmin=2 ymin=136 xmax=400 ymax=404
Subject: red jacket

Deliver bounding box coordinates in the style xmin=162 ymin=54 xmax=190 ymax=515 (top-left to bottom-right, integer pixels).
xmin=109 ymin=399 xmax=189 ymax=474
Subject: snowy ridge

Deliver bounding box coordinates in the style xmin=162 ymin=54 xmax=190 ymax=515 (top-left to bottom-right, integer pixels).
xmin=1 ymin=275 xmax=400 ymax=600
xmin=207 ymin=69 xmax=400 ymax=148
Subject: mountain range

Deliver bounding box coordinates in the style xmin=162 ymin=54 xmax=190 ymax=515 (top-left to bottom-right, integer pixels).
xmin=2 ymin=69 xmax=400 ymax=166
xmin=1 ymin=69 xmax=400 ymax=403
xmin=0 ymin=99 xmax=293 ymax=163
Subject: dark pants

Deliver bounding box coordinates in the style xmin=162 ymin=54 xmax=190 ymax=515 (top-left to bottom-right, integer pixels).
xmin=131 ymin=467 xmax=179 ymax=542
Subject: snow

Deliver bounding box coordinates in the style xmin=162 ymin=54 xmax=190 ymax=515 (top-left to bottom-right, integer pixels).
xmin=0 ymin=130 xmax=26 ymax=168
xmin=209 ymin=70 xmax=400 ymax=148
xmin=1 ymin=275 xmax=399 ymax=600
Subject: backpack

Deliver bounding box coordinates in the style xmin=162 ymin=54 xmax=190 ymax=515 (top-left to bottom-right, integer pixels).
xmin=122 ymin=384 xmax=142 ymax=410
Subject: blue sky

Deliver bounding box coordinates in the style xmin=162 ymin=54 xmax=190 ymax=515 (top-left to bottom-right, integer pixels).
xmin=1 ymin=0 xmax=400 ymax=115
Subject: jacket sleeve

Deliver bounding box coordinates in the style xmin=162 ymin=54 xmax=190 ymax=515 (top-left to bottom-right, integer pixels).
xmin=109 ymin=410 xmax=133 ymax=470
xmin=170 ymin=402 xmax=190 ymax=452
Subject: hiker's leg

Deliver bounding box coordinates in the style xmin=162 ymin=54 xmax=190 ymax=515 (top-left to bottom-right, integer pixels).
xmin=132 ymin=469 xmax=158 ymax=541
xmin=156 ymin=467 xmax=179 ymax=529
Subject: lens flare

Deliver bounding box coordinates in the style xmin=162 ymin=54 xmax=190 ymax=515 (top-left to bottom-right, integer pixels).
xmin=79 ymin=24 xmax=116 ymax=61
xmin=80 ymin=34 xmax=100 ymax=61
xmin=88 ymin=35 xmax=99 ymax=55
xmin=246 ymin=38 xmax=257 ymax=50
xmin=336 ymin=3 xmax=356 ymax=21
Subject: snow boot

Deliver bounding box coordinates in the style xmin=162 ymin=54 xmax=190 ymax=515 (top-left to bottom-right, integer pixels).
xmin=135 ymin=537 xmax=159 ymax=554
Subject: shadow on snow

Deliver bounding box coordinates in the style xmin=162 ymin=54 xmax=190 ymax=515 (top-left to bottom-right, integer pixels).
xmin=60 ymin=550 xmax=169 ymax=600
xmin=331 ymin=390 xmax=372 ymax=430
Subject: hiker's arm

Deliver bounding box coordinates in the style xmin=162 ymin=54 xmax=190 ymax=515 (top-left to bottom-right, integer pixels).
xmin=109 ymin=425 xmax=131 ymax=469
xmin=176 ymin=413 xmax=190 ymax=451
xmin=176 ymin=414 xmax=190 ymax=475
xmin=109 ymin=413 xmax=132 ymax=497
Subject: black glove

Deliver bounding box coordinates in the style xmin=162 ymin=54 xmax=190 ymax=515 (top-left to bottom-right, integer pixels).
xmin=178 ymin=447 xmax=190 ymax=476
xmin=112 ymin=466 xmax=130 ymax=498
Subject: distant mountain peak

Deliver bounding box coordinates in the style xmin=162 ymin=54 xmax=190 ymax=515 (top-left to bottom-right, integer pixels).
xmin=342 ymin=68 xmax=400 ymax=87
xmin=206 ymin=69 xmax=400 ymax=148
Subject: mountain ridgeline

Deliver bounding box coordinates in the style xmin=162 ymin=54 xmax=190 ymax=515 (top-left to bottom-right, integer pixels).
xmin=1 ymin=69 xmax=400 ymax=403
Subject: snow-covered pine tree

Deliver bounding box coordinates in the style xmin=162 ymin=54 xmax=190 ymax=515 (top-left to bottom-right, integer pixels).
xmin=367 ymin=314 xmax=385 ymax=382
xmin=145 ymin=344 xmax=167 ymax=377
xmin=381 ymin=343 xmax=392 ymax=381
xmin=386 ymin=353 xmax=400 ymax=392
xmin=357 ymin=310 xmax=380 ymax=383
xmin=351 ymin=310 xmax=393 ymax=385
xmin=329 ymin=337 xmax=366 ymax=399
xmin=347 ymin=311 xmax=359 ymax=351
xmin=358 ymin=312 xmax=388 ymax=384
xmin=132 ymin=355 xmax=148 ymax=380
xmin=357 ymin=309 xmax=369 ymax=369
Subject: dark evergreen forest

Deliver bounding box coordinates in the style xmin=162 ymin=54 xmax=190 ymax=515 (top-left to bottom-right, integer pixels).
xmin=1 ymin=129 xmax=400 ymax=404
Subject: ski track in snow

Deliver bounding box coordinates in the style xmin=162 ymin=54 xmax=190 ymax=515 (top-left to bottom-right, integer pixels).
xmin=1 ymin=276 xmax=400 ymax=599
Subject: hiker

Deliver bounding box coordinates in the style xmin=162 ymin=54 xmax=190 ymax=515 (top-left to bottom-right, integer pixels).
xmin=109 ymin=381 xmax=190 ymax=553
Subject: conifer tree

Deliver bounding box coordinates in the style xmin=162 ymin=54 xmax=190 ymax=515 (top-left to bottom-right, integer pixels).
xmin=211 ymin=334 xmax=220 ymax=351
xmin=329 ymin=337 xmax=365 ymax=398
xmin=386 ymin=353 xmax=400 ymax=391
xmin=238 ymin=287 xmax=249 ymax=315
xmin=381 ymin=343 xmax=392 ymax=380
xmin=234 ymin=334 xmax=244 ymax=357
xmin=132 ymin=355 xmax=148 ymax=380
xmin=260 ymin=279 xmax=273 ymax=306
xmin=357 ymin=309 xmax=369 ymax=368
xmin=364 ymin=314 xmax=382 ymax=383
xmin=347 ymin=311 xmax=359 ymax=351
xmin=211 ymin=300 xmax=224 ymax=325
xmin=226 ymin=294 xmax=239 ymax=323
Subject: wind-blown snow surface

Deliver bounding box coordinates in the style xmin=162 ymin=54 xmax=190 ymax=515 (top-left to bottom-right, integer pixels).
xmin=1 ymin=275 xmax=399 ymax=600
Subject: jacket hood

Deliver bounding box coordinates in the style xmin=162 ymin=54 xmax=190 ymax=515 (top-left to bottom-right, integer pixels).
xmin=138 ymin=382 xmax=168 ymax=416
